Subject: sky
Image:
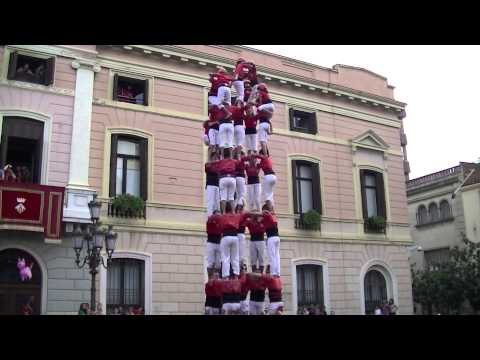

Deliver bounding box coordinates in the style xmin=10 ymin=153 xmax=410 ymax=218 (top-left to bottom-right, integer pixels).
xmin=248 ymin=45 xmax=480 ymax=179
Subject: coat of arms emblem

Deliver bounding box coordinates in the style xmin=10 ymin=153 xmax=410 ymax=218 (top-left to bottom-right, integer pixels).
xmin=15 ymin=197 xmax=26 ymax=214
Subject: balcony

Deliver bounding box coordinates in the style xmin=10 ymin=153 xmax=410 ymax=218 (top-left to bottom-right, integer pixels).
xmin=0 ymin=180 xmax=65 ymax=239
xmin=364 ymin=218 xmax=386 ymax=234
xmin=294 ymin=214 xmax=321 ymax=231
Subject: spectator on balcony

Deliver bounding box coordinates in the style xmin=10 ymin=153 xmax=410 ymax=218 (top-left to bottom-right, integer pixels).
xmin=34 ymin=64 xmax=45 ymax=83
xmin=388 ymin=298 xmax=398 ymax=315
xmin=3 ymin=165 xmax=17 ymax=182
xmin=118 ymin=85 xmax=135 ymax=102
xmin=382 ymin=301 xmax=391 ymax=315
xmin=16 ymin=63 xmax=34 ymax=81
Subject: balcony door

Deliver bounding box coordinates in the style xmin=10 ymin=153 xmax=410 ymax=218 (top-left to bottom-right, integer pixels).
xmin=0 ymin=248 xmax=42 ymax=315
xmin=1 ymin=117 xmax=44 ymax=184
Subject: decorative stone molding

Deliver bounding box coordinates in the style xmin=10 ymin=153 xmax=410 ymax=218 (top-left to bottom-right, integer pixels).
xmin=71 ymin=60 xmax=101 ymax=73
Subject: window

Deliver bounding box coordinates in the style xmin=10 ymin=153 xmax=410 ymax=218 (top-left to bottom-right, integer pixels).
xmin=107 ymin=258 xmax=145 ymax=314
xmin=289 ymin=109 xmax=317 ymax=135
xmin=364 ymin=269 xmax=388 ymax=315
xmin=113 ymin=75 xmax=149 ymax=106
xmin=424 ymin=248 xmax=450 ymax=270
xmin=7 ymin=52 xmax=54 ymax=86
xmin=0 ymin=117 xmax=44 ymax=184
xmin=360 ymin=170 xmax=386 ymax=219
xmin=296 ymin=264 xmax=324 ymax=308
xmin=109 ymin=135 xmax=148 ymax=200
xmin=428 ymin=203 xmax=439 ymax=223
xmin=439 ymin=200 xmax=451 ymax=220
xmin=417 ymin=205 xmax=428 ymax=225
xmin=292 ymin=160 xmax=321 ymax=214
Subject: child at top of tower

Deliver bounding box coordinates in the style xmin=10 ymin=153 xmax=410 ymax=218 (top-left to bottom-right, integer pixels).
xmin=232 ymin=59 xmax=257 ymax=106
xmin=208 ymin=67 xmax=233 ymax=118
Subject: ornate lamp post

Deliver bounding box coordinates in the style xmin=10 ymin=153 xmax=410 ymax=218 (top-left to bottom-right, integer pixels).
xmin=73 ymin=194 xmax=117 ymax=313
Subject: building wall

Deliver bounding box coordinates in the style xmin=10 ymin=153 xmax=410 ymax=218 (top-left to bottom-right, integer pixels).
xmin=462 ymin=183 xmax=480 ymax=243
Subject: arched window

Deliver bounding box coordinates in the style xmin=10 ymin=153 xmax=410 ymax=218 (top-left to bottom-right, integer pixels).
xmin=428 ymin=203 xmax=439 ymax=222
xmin=417 ymin=205 xmax=428 ymax=225
xmin=364 ymin=269 xmax=388 ymax=315
xmin=440 ymin=200 xmax=451 ymax=220
xmin=296 ymin=264 xmax=325 ymax=313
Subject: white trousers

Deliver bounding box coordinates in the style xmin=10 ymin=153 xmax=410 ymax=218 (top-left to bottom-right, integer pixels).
xmin=258 ymin=103 xmax=275 ymax=114
xmin=249 ymin=301 xmax=265 ymax=315
xmin=232 ymin=80 xmax=244 ymax=102
xmin=234 ymin=125 xmax=245 ymax=147
xmin=220 ymin=235 xmax=239 ymax=278
xmin=250 ymin=240 xmax=266 ymax=267
xmin=258 ymin=122 xmax=270 ymax=144
xmin=205 ymin=185 xmax=219 ymax=216
xmin=205 ymin=307 xmax=221 ymax=315
xmin=267 ymin=236 xmax=281 ymax=276
xmin=219 ymin=123 xmax=234 ymax=148
xmin=219 ymin=177 xmax=236 ymax=201
xmin=244 ymin=133 xmax=257 ymax=152
xmin=208 ymin=128 xmax=219 ymax=146
xmin=247 ymin=182 xmax=261 ymax=211
xmin=208 ymin=86 xmax=231 ymax=106
xmin=206 ymin=242 xmax=221 ymax=269
xmin=235 ymin=176 xmax=246 ymax=207
xmin=240 ymin=300 xmax=249 ymax=315
xmin=222 ymin=302 xmax=240 ymax=314
xmin=262 ymin=174 xmax=277 ymax=204
xmin=268 ymin=301 xmax=284 ymax=315
xmin=238 ymin=233 xmax=247 ymax=265
xmin=203 ymin=134 xmax=209 ymax=146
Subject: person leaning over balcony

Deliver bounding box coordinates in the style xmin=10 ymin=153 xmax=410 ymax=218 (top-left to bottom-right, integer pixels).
xmin=206 ymin=210 xmax=223 ymax=278
xmin=255 ymin=150 xmax=277 ymax=209
xmin=261 ymin=203 xmax=281 ymax=277
xmin=244 ymin=153 xmax=262 ymax=211
xmin=211 ymin=148 xmax=239 ymax=214
xmin=205 ymin=150 xmax=220 ymax=216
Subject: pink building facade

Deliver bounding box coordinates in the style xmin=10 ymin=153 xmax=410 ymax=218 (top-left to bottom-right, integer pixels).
xmin=0 ymin=45 xmax=413 ymax=314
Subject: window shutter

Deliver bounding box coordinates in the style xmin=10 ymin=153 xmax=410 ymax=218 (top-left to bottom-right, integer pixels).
xmin=311 ymin=162 xmax=321 ymax=214
xmin=309 ymin=112 xmax=318 ymax=134
xmin=289 ymin=108 xmax=295 ymax=131
xmin=112 ymin=74 xmax=119 ymax=101
xmin=376 ymin=172 xmax=387 ymax=219
xmin=143 ymin=79 xmax=149 ymax=106
xmin=109 ymin=135 xmax=118 ymax=197
xmin=0 ymin=118 xmax=9 ymax=167
xmin=139 ymin=138 xmax=148 ymax=201
xmin=45 ymin=57 xmax=55 ymax=85
xmin=291 ymin=160 xmax=299 ymax=214
xmin=7 ymin=52 xmax=18 ymax=80
xmin=360 ymin=170 xmax=368 ymax=219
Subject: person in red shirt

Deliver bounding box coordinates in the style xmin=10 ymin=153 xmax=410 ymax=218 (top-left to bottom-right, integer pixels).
xmin=256 ymin=150 xmax=277 ymax=209
xmin=220 ymin=276 xmax=242 ymax=315
xmin=205 ymin=270 xmax=223 ymax=315
xmin=206 ymin=210 xmax=222 ymax=277
xmin=236 ymin=203 xmax=248 ymax=268
xmin=264 ymin=267 xmax=283 ymax=315
xmin=244 ymin=153 xmax=262 ymax=211
xmin=246 ymin=271 xmax=267 ymax=315
xmin=254 ymin=84 xmax=274 ymax=156
xmin=261 ymin=203 xmax=281 ymax=277
xmin=245 ymin=212 xmax=266 ymax=273
xmin=208 ymin=67 xmax=233 ymax=118
xmin=205 ymin=150 xmax=220 ymax=216
xmin=243 ymin=79 xmax=252 ymax=104
xmin=232 ymin=59 xmax=256 ymax=106
xmin=207 ymin=106 xmax=223 ymax=159
xmin=210 ymin=148 xmax=239 ymax=213
xmin=231 ymin=103 xmax=246 ymax=152
xmin=218 ymin=202 xmax=250 ymax=279
xmin=239 ymin=264 xmax=250 ymax=315
xmin=244 ymin=105 xmax=259 ymax=154
xmin=234 ymin=150 xmax=246 ymax=209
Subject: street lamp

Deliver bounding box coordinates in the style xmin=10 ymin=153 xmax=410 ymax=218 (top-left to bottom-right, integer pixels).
xmin=73 ymin=194 xmax=117 ymax=313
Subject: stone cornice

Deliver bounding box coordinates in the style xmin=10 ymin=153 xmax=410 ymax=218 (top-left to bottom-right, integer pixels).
xmin=107 ymin=45 xmax=406 ymax=117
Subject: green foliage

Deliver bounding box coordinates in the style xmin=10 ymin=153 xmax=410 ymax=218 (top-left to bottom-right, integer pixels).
xmin=111 ymin=194 xmax=145 ymax=217
xmin=302 ymin=209 xmax=321 ymax=229
xmin=412 ymin=234 xmax=480 ymax=314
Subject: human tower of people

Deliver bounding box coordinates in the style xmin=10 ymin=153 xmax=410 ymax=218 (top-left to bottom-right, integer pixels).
xmin=202 ymin=59 xmax=283 ymax=315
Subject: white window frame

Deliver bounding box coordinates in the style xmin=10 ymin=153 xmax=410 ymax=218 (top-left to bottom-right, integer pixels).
xmin=99 ymin=250 xmax=152 ymax=315
xmin=291 ymin=258 xmax=330 ymax=315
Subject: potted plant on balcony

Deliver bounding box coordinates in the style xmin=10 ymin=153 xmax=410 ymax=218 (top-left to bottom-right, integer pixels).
xmin=301 ymin=209 xmax=321 ymax=231
xmin=111 ymin=194 xmax=145 ymax=218
xmin=365 ymin=215 xmax=386 ymax=233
